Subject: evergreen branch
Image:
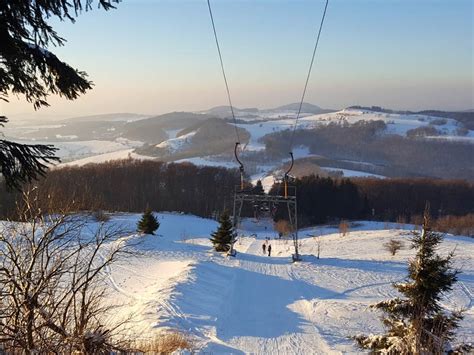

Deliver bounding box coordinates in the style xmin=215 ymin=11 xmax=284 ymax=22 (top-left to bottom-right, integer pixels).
xmin=0 ymin=140 xmax=60 ymax=190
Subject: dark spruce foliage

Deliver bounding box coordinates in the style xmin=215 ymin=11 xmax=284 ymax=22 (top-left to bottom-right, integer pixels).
xmin=210 ymin=210 xmax=236 ymax=252
xmin=0 ymin=0 xmax=118 ymax=189
xmin=0 ymin=118 xmax=59 ymax=190
xmin=137 ymin=209 xmax=160 ymax=235
xmin=253 ymin=180 xmax=265 ymax=195
xmin=355 ymin=206 xmax=462 ymax=354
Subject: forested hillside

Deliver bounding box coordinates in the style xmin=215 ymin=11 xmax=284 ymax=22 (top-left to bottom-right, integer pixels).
xmin=2 ymin=160 xmax=472 ymax=228
xmin=263 ymin=121 xmax=474 ymax=180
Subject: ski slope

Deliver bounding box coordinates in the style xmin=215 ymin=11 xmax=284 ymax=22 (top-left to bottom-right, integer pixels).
xmin=98 ymin=213 xmax=474 ymax=353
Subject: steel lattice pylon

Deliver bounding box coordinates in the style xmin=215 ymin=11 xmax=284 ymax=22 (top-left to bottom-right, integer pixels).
xmin=231 ymin=186 xmax=300 ymax=262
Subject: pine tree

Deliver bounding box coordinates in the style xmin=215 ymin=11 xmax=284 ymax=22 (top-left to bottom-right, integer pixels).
xmin=355 ymin=205 xmax=462 ymax=354
xmin=210 ymin=210 xmax=236 ymax=252
xmin=0 ymin=1 xmax=118 ymax=189
xmin=137 ymin=209 xmax=160 ymax=235
xmin=253 ymin=180 xmax=265 ymax=195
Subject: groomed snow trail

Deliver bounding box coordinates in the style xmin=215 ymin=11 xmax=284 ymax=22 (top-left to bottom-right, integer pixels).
xmin=102 ymin=214 xmax=474 ymax=354
xmin=209 ymin=238 xmax=335 ymax=354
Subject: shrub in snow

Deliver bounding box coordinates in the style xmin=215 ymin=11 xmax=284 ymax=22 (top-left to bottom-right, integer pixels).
xmin=355 ymin=205 xmax=463 ymax=354
xmin=384 ymin=238 xmax=404 ymax=256
xmin=0 ymin=191 xmax=131 ymax=353
xmin=137 ymin=208 xmax=160 ymax=235
xmin=132 ymin=331 xmax=193 ymax=353
xmin=274 ymin=220 xmax=293 ymax=238
xmin=92 ymin=209 xmax=110 ymax=222
xmin=339 ymin=220 xmax=349 ymax=236
xmin=210 ymin=210 xmax=236 ymax=252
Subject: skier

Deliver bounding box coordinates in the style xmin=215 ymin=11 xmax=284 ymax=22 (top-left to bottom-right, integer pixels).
xmin=262 ymin=243 xmax=266 ymax=254
xmin=268 ymin=244 xmax=272 ymax=257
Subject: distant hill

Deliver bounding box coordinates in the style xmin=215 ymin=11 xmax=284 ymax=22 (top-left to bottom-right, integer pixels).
xmin=203 ymin=106 xmax=259 ymax=119
xmin=61 ymin=113 xmax=150 ymax=123
xmin=349 ymin=105 xmax=474 ymax=130
xmin=270 ymin=102 xmax=334 ymax=114
xmin=122 ymin=112 xmax=212 ymax=143
xmin=137 ymin=117 xmax=250 ymax=160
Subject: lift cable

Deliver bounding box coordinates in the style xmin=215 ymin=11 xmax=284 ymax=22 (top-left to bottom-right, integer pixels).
xmin=288 ymin=0 xmax=329 ymax=153
xmin=206 ymin=0 xmax=241 ymax=145
xmin=207 ymin=0 xmax=329 ymax=193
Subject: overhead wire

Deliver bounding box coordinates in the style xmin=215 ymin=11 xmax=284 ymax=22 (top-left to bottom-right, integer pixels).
xmin=206 ymin=0 xmax=330 ymax=190
xmin=288 ymin=0 xmax=329 ymax=153
xmin=206 ymin=0 xmax=241 ymax=144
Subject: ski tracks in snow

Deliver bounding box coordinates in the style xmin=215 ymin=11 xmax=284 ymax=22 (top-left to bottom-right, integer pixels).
xmin=200 ymin=239 xmax=337 ymax=354
xmin=102 ymin=219 xmax=474 ymax=353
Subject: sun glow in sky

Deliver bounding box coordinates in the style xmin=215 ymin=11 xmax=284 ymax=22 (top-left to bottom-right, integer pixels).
xmin=2 ymin=0 xmax=473 ymax=120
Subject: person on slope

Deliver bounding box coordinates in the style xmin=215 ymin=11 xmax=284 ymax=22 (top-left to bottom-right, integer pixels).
xmin=262 ymin=243 xmax=266 ymax=254
xmin=268 ymin=244 xmax=272 ymax=257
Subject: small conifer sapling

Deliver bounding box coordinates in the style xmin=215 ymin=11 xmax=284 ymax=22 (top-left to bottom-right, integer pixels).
xmin=137 ymin=209 xmax=160 ymax=235
xmin=210 ymin=210 xmax=236 ymax=252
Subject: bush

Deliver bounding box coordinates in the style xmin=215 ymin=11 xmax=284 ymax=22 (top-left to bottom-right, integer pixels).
xmin=384 ymin=238 xmax=404 ymax=255
xmin=339 ymin=220 xmax=349 ymax=236
xmin=92 ymin=209 xmax=110 ymax=222
xmin=133 ymin=332 xmax=193 ymax=354
xmin=0 ymin=192 xmax=130 ymax=353
xmin=274 ymin=220 xmax=293 ymax=238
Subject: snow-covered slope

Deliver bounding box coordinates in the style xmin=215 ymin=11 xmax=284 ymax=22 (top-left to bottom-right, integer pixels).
xmin=91 ymin=213 xmax=474 ymax=353
xmin=300 ymin=108 xmax=469 ymax=137
xmin=58 ymin=149 xmax=155 ymax=167
xmin=11 ymin=138 xmax=144 ymax=164
xmin=155 ymin=131 xmax=197 ymax=153
xmin=235 ymin=108 xmax=473 ymax=148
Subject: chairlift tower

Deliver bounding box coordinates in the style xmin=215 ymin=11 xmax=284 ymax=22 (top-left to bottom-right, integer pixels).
xmin=231 ymin=184 xmax=300 ymax=262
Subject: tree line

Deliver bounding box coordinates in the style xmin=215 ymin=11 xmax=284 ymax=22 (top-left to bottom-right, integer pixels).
xmin=0 ymin=160 xmax=237 ymax=219
xmin=272 ymin=175 xmax=473 ymax=227
xmin=1 ymin=160 xmax=473 ymax=227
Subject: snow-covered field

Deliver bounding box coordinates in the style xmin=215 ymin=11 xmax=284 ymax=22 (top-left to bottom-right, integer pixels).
xmin=176 ymin=156 xmax=239 ymax=169
xmin=321 ymin=167 xmax=385 ymax=179
xmin=9 ymin=138 xmax=144 ymax=164
xmin=58 ymin=148 xmax=155 ymax=167
xmin=90 ymin=213 xmax=474 ymax=353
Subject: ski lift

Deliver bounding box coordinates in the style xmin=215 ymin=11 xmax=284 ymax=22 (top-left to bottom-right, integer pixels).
xmin=207 ymin=0 xmax=330 ymax=262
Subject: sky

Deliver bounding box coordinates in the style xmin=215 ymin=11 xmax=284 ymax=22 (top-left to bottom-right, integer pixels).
xmin=2 ymin=0 xmax=473 ymax=120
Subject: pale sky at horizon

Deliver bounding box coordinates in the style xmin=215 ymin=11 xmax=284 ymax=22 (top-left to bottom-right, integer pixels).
xmin=2 ymin=0 xmax=473 ymax=120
